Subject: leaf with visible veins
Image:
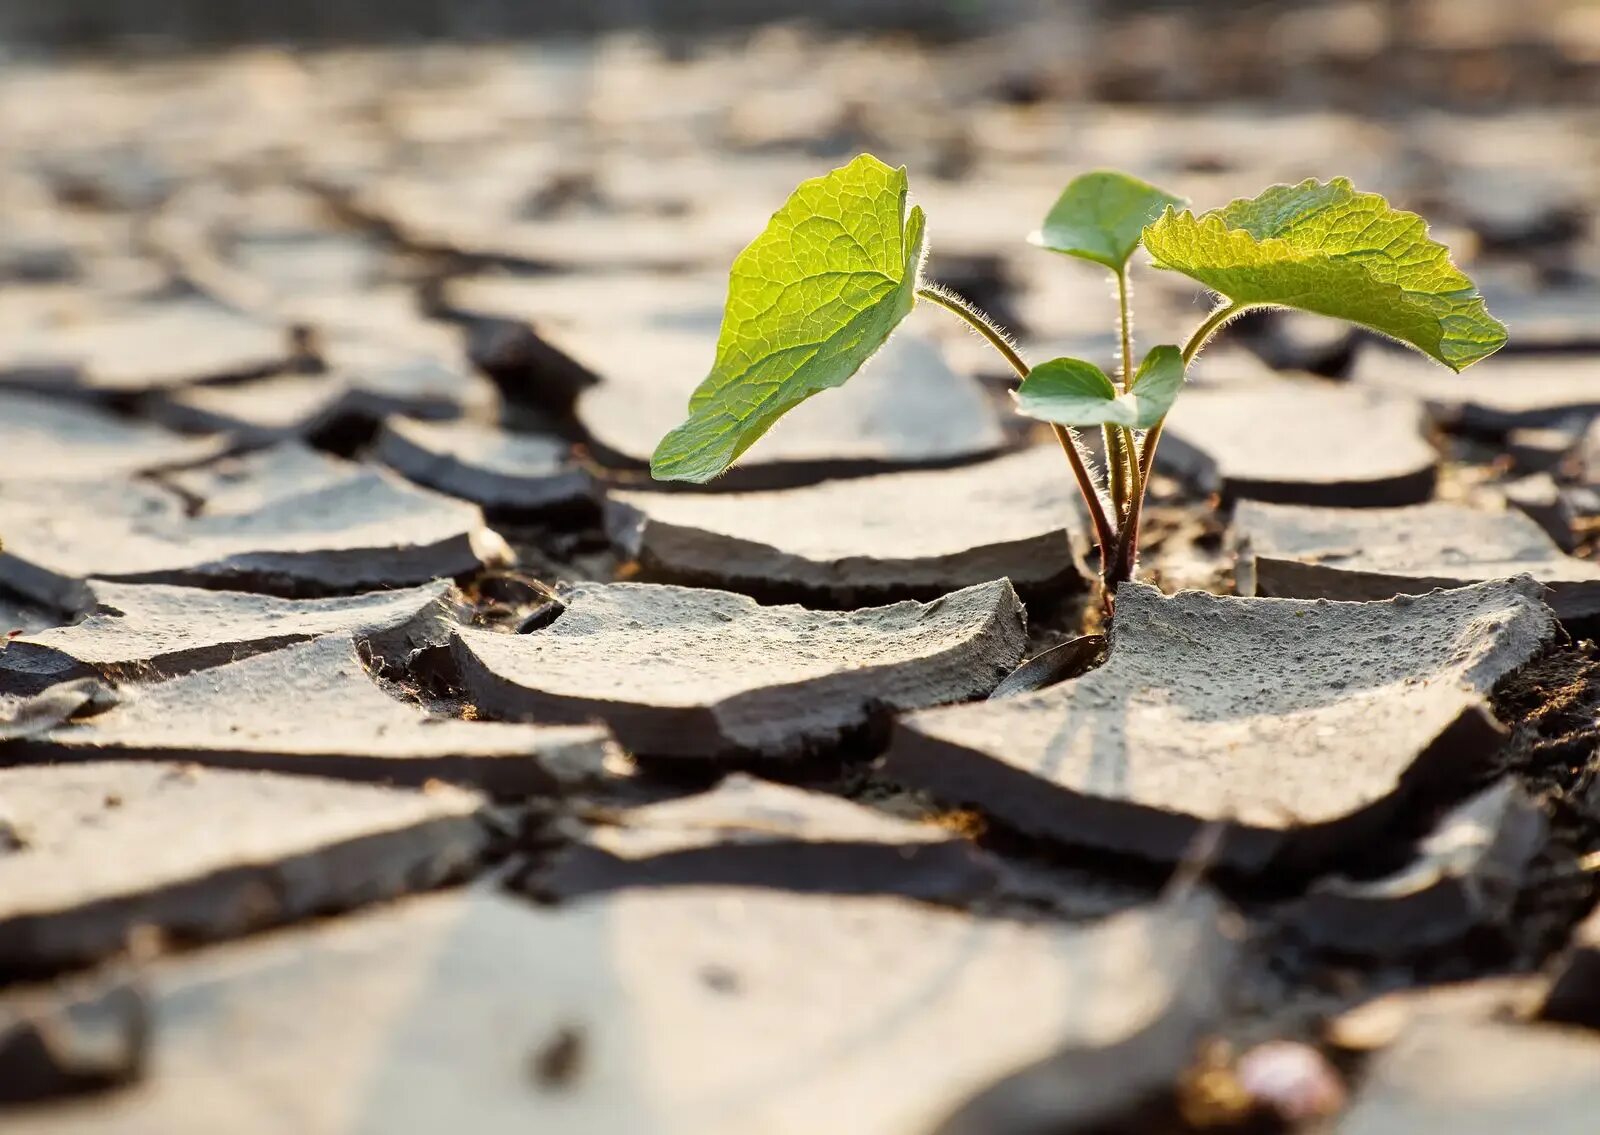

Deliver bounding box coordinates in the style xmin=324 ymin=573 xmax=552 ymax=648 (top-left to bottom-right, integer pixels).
xmin=651 ymin=154 xmax=926 ymax=483
xmin=1143 ymin=178 xmax=1507 ymax=371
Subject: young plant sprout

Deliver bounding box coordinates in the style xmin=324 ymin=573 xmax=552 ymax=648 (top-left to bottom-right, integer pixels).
xmin=651 ymin=154 xmax=1508 ymax=614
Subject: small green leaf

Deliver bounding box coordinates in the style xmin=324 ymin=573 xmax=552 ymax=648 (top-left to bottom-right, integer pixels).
xmin=1142 ymin=178 xmax=1507 ymax=371
xmin=1014 ymin=345 xmax=1183 ymax=429
xmin=1124 ymin=345 xmax=1184 ymax=424
xmin=1029 ymin=171 xmax=1187 ymax=271
xmin=651 ymin=154 xmax=926 ymax=483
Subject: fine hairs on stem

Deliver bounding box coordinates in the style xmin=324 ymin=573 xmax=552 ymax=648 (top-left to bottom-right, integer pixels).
xmin=920 ymin=276 xmax=1252 ymax=608
xmin=914 ymin=284 xmax=1118 ymax=560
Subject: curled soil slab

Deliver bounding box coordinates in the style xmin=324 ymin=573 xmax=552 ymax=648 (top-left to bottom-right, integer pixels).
xmin=0 ymin=580 xmax=454 ymax=695
xmin=434 ymin=270 xmax=729 ymax=332
xmin=1339 ymin=985 xmax=1600 ymax=1134
xmin=1233 ymin=500 xmax=1600 ymax=623
xmin=883 ymin=578 xmax=1556 ymax=874
xmin=453 ymin=579 xmax=1026 ymax=762
xmin=5 ymin=633 xmax=612 ymax=795
xmin=0 ymin=978 xmax=145 ymax=1104
xmin=0 ymin=299 xmax=293 ymax=399
xmin=376 ymin=416 xmax=598 ymax=517
xmin=0 ymin=762 xmax=488 ymax=976
xmin=1352 ymin=347 xmax=1600 ymax=432
xmin=606 ymin=445 xmax=1088 ymax=606
xmin=1281 ymin=779 xmax=1546 ymax=957
xmin=156 ymin=442 xmax=355 ymax=513
xmin=0 ymin=456 xmax=509 ymax=608
xmin=0 ymin=680 xmax=117 ymax=742
xmin=533 ymin=773 xmax=998 ymax=902
xmin=150 ymin=357 xmax=499 ymax=447
xmin=1503 ymin=472 xmax=1577 ymax=550
xmin=1542 ymin=901 xmax=1600 ymax=1028
xmin=565 ymin=318 xmax=1007 ymax=489
xmin=353 ymin=173 xmax=764 ymax=271
xmin=1233 ymin=308 xmax=1361 ymax=375
xmin=0 ymin=392 xmax=227 ymax=485
xmin=1507 ymin=424 xmax=1583 ymax=475
xmin=1156 ymin=380 xmax=1437 ymax=506
xmin=2 ymin=885 xmax=1234 ymax=1135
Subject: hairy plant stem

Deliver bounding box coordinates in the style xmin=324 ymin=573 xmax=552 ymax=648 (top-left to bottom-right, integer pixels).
xmin=1108 ymin=300 xmax=1253 ymax=591
xmin=1103 ymin=268 xmax=1137 ymax=521
xmin=916 ymin=283 xmax=1119 ymax=564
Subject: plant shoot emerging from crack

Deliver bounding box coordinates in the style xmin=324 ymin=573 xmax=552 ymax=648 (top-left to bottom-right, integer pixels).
xmin=651 ymin=155 xmax=1507 ymax=615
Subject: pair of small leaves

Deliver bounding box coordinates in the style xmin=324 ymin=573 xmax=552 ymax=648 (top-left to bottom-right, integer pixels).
xmin=1013 ymin=345 xmax=1184 ymax=430
xmin=1022 ymin=172 xmax=1189 ymax=431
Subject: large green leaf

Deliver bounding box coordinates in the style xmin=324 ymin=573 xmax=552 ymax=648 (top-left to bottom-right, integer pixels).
xmin=1142 ymin=178 xmax=1507 ymax=371
xmin=651 ymin=154 xmax=926 ymax=482
xmin=1014 ymin=345 xmax=1183 ymax=429
xmin=1029 ymin=171 xmax=1186 ymax=271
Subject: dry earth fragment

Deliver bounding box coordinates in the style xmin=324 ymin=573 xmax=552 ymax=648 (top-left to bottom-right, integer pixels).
xmin=1351 ymin=347 xmax=1600 ymax=432
xmin=2 ymin=886 xmax=1236 ymax=1135
xmin=376 ymin=417 xmax=597 ymax=516
xmin=452 ymin=579 xmax=1027 ymax=761
xmin=1340 ymin=984 xmax=1600 ymax=1134
xmin=534 ymin=773 xmax=998 ymax=902
xmin=0 ymin=452 xmax=509 ymax=608
xmin=1233 ymin=499 xmax=1600 ymax=623
xmin=0 ymin=392 xmax=227 ymax=485
xmin=884 ymin=578 xmax=1555 ymax=872
xmin=0 ymin=579 xmax=454 ymax=695
xmin=5 ymin=634 xmax=612 ymax=795
xmin=1281 ymin=779 xmax=1546 ymax=955
xmin=1157 ymin=380 xmax=1437 ymax=506
xmin=606 ymin=445 xmax=1087 ymax=605
xmin=566 ymin=318 xmax=1006 ymax=490
xmin=0 ymin=762 xmax=487 ymax=974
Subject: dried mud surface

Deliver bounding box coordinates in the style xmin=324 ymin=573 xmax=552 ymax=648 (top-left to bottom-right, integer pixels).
xmin=5 ymin=4 xmax=1600 ymax=1130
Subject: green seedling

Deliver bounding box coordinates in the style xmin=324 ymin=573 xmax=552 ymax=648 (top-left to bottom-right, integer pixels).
xmin=651 ymin=154 xmax=1507 ymax=613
